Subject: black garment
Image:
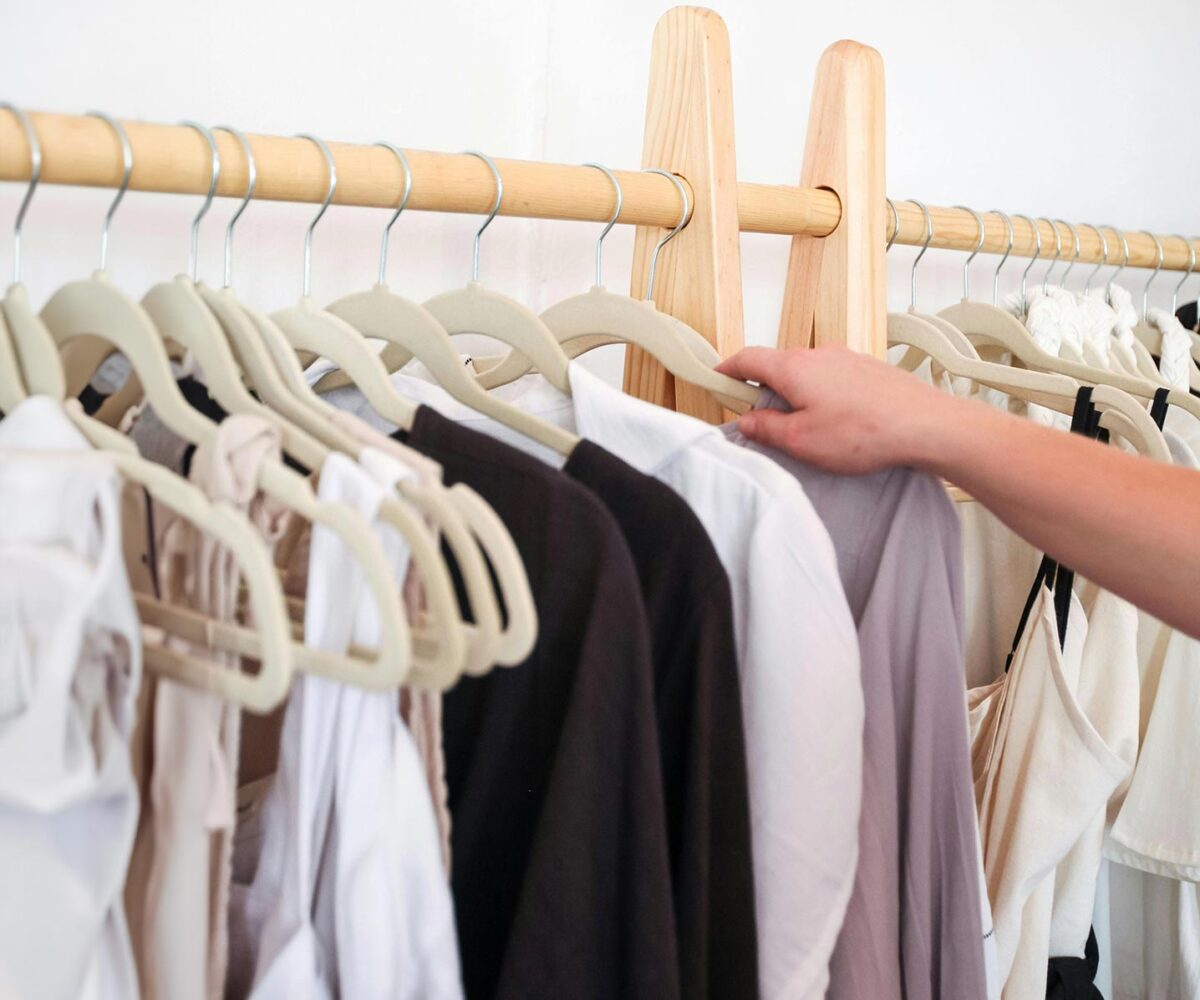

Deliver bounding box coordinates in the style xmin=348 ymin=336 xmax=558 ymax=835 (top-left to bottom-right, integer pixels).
xmin=398 ymin=407 xmax=680 ymax=1000
xmin=1045 ymin=928 xmax=1102 ymax=999
xmin=77 ymin=374 xmax=309 ymax=474
xmin=562 ymin=440 xmax=757 ymax=1000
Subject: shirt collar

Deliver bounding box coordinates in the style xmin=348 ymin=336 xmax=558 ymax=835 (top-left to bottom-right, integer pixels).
xmin=567 ymin=362 xmax=716 ymax=476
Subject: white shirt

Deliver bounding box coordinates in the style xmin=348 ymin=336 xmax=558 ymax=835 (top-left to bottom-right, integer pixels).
xmin=323 ymin=361 xmax=864 ymax=1000
xmin=229 ymin=452 xmax=462 ymax=999
xmin=0 ymin=396 xmax=141 ymax=1000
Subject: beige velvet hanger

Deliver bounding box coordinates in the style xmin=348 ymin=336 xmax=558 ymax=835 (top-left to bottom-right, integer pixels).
xmin=895 ymin=202 xmax=1171 ymax=460
xmin=324 ymin=144 xmax=578 ymax=457
xmin=479 ymin=164 xmax=760 ymax=413
xmin=139 ymin=122 xmax=330 ymax=472
xmin=209 ymin=131 xmax=474 ymax=683
xmin=419 ymin=150 xmax=572 ymax=394
xmin=33 ymin=113 xmax=415 ymax=691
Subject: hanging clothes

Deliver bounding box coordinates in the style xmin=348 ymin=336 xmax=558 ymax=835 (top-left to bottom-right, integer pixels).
xmin=228 ymin=451 xmax=463 ymax=999
xmin=125 ymin=415 xmax=291 ymax=1000
xmin=380 ymin=377 xmax=761 ymax=998
xmin=0 ymin=396 xmax=142 ymax=1000
xmin=325 ymin=358 xmax=862 ymax=1000
xmin=394 ymin=406 xmax=682 ymax=1000
xmin=723 ymin=390 xmax=990 ymax=1000
xmin=969 ymin=584 xmax=1131 ymax=1000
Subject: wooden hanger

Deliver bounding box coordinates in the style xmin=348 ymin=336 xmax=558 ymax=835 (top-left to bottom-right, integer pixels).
xmin=419 ymin=150 xmax=572 ymax=395
xmin=479 ymin=164 xmax=760 ymax=413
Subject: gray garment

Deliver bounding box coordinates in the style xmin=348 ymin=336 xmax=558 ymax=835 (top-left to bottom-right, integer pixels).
xmin=723 ymin=392 xmax=988 ymax=1000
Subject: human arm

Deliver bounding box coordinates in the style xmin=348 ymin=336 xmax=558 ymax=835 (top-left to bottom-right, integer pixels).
xmin=716 ymin=344 xmax=1200 ymax=641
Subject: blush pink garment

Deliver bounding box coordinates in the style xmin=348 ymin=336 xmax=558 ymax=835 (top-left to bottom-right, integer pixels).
xmin=125 ymin=415 xmax=289 ymax=1000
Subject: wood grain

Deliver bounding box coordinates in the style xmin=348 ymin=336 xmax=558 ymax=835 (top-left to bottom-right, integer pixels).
xmin=777 ymin=40 xmax=887 ymax=356
xmin=622 ymin=6 xmax=744 ymax=422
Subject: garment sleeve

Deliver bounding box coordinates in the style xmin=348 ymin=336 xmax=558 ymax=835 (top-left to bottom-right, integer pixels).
xmin=744 ymin=503 xmax=864 ymax=1000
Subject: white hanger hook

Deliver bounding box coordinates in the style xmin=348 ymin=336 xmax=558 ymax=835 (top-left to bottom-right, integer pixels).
xmin=212 ymin=125 xmax=257 ymax=289
xmin=179 ymin=121 xmax=220 ymax=283
xmin=294 ymin=133 xmax=336 ymax=299
xmin=1170 ymin=235 xmax=1196 ymax=315
xmin=1082 ymin=224 xmax=1109 ymax=295
xmin=583 ymin=162 xmax=622 ymax=288
xmin=643 ymin=168 xmax=691 ymax=301
xmin=989 ymin=209 xmax=1015 ymax=306
xmin=462 ymin=150 xmax=502 ymax=283
xmin=374 ymin=142 xmax=413 ymax=286
xmin=0 ymin=103 xmax=41 ymax=285
xmin=85 ymin=110 xmax=133 ymax=272
xmin=906 ymin=199 xmax=933 ymax=310
xmin=954 ymin=205 xmax=986 ymax=300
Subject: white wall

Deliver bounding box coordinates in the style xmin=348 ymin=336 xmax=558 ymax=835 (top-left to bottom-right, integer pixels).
xmin=5 ymin=0 xmax=1200 ymax=386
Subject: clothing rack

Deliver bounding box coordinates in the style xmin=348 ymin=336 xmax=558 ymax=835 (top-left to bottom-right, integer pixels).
xmin=1 ymin=6 xmax=1194 ymax=419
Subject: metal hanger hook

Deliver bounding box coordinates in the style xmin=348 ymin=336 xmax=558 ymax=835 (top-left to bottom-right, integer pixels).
xmin=1039 ymin=218 xmax=1062 ymax=292
xmin=212 ymin=125 xmax=256 ymax=288
xmin=954 ymin=205 xmax=985 ymax=300
xmin=906 ymin=199 xmax=933 ymax=309
xmin=179 ymin=121 xmax=220 ymax=283
xmin=583 ymin=163 xmax=622 ymax=288
xmin=0 ymin=103 xmax=41 ymax=285
xmin=1100 ymin=224 xmax=1129 ymax=301
xmin=1012 ymin=213 xmax=1040 ymax=312
xmin=86 ymin=110 xmax=133 ymax=272
xmin=644 ymin=168 xmax=691 ymax=300
xmin=1082 ymin=224 xmax=1108 ymax=295
xmin=374 ymin=142 xmax=412 ymax=286
xmin=1138 ymin=230 xmax=1163 ymax=320
xmin=1056 ymin=219 xmax=1080 ymax=288
xmin=294 ymin=133 xmax=336 ymax=298
xmin=989 ymin=209 xmax=1014 ymax=306
xmin=462 ymin=150 xmax=502 ymax=283
xmin=1170 ymin=235 xmax=1196 ymax=315
xmin=885 ymin=198 xmax=901 ymax=251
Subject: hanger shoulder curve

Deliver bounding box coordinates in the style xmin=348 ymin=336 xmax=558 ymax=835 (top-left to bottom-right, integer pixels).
xmin=331 ymin=284 xmax=579 ymax=457
xmin=424 ymin=281 xmax=571 ymax=394
xmin=272 ymin=295 xmax=416 ymax=431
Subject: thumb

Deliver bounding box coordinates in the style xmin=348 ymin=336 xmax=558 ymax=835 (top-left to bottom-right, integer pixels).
xmin=736 ymin=408 xmax=800 ymax=454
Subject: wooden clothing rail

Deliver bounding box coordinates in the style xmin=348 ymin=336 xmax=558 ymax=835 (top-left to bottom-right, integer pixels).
xmin=1 ymin=7 xmax=1194 ymax=419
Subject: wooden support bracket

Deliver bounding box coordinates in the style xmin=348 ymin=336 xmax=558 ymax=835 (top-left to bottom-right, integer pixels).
xmin=623 ymin=5 xmax=744 ymax=421
xmin=777 ymin=40 xmax=886 ymax=357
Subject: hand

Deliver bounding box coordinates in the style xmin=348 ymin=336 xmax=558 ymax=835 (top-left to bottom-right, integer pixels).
xmin=716 ymin=344 xmax=955 ymax=475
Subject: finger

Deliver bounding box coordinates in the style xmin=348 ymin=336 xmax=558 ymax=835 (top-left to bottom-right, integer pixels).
xmin=736 ymin=408 xmax=802 ymax=453
xmin=716 ymin=346 xmax=792 ymax=386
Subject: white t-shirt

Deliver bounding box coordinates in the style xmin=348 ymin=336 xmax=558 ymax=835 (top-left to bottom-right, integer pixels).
xmin=228 ymin=452 xmax=462 ymax=999
xmin=0 ymin=396 xmax=142 ymax=1000
xmin=322 ymin=360 xmax=864 ymax=1000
